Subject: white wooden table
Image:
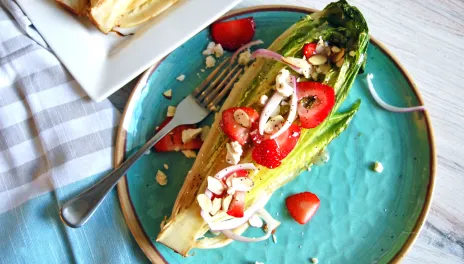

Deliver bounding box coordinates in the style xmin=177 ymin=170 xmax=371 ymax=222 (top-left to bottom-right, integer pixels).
xmin=109 ymin=0 xmax=464 ymax=262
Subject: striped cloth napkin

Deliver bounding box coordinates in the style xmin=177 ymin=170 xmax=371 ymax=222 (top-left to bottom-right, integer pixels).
xmin=0 ymin=2 xmax=147 ymax=263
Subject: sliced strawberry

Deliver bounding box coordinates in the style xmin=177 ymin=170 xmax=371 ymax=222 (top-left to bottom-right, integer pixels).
xmin=227 ymin=191 xmax=245 ymax=217
xmin=251 ymin=139 xmax=282 ymax=169
xmin=296 ymin=82 xmax=335 ymax=129
xmin=211 ymin=17 xmax=256 ymax=50
xmin=285 ymin=192 xmax=320 ymax=225
xmin=274 ymin=124 xmax=301 ymax=158
xmin=220 ymin=107 xmax=259 ymax=145
xmin=303 ymin=43 xmax=317 ymax=58
xmin=154 ymin=117 xmax=203 ymax=152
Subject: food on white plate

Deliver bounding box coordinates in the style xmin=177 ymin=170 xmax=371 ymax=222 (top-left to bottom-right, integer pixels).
xmin=56 ymin=0 xmax=179 ymax=34
xmin=155 ymin=0 xmax=369 ymax=256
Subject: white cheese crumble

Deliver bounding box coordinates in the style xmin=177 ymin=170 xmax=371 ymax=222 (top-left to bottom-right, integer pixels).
xmin=156 ymin=170 xmax=168 ymax=186
xmin=226 ymin=141 xmax=243 ymax=165
xmin=166 ymin=106 xmax=176 ymax=117
xmin=181 ymin=128 xmax=202 ymax=143
xmin=275 ymin=68 xmax=294 ymax=97
xmin=213 ymin=43 xmax=224 ymax=57
xmin=259 ymin=94 xmax=268 ymax=105
xmin=205 ymin=55 xmax=216 ymax=68
xmin=373 ymin=161 xmax=384 ymax=173
xmin=182 ymin=150 xmax=197 ymax=158
xmin=202 ymin=41 xmax=216 ymax=55
xmin=255 ymin=262 xmax=264 ymax=264
xmin=248 ymin=214 xmax=263 ymax=228
xmin=176 ymin=74 xmax=185 ymax=82
xmin=163 ymin=164 xmax=169 ymax=170
xmin=238 ymin=49 xmax=252 ymax=65
xmin=310 ymin=257 xmax=319 ymax=263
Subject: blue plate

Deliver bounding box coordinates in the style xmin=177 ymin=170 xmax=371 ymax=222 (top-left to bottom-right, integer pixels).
xmin=116 ymin=6 xmax=435 ymax=264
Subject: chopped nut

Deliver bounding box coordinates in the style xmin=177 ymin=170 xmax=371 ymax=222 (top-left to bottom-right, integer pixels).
xmin=201 ymin=69 xmax=205 ymax=72
xmin=182 ymin=150 xmax=197 ymax=158
xmin=336 ymin=58 xmax=344 ymax=68
xmin=349 ymin=50 xmax=356 ymax=57
xmin=197 ymin=194 xmax=212 ymax=213
xmin=331 ymin=46 xmax=341 ymax=53
xmin=332 ymin=48 xmax=345 ymax=62
xmin=163 ymin=164 xmax=169 ymax=170
xmin=233 ymin=109 xmax=251 ymax=128
xmin=156 ymin=170 xmax=168 ymax=186
xmin=231 ymin=177 xmax=254 ymax=192
xmin=205 ymin=56 xmax=216 ymax=68
xmin=311 ymin=71 xmax=319 ymax=80
xmin=162 ymin=89 xmax=172 ymax=99
xmin=207 ymin=176 xmax=225 ymax=195
xmin=182 ymin=128 xmax=202 ymax=143
xmin=272 ymin=234 xmax=277 ymax=243
xmin=319 ymin=64 xmax=331 ymax=74
xmin=373 ymin=161 xmax=384 ymax=173
xmin=264 ymin=115 xmax=284 ymax=134
xmin=222 ymin=195 xmax=232 ymax=211
xmin=176 ymin=74 xmax=185 ymax=82
xmin=248 ymin=215 xmax=263 ymax=228
xmin=167 ymin=106 xmax=176 ymax=117
xmin=260 ymin=94 xmax=269 ymax=105
xmin=211 ymin=198 xmax=222 ymax=215
xmin=308 ymin=54 xmax=328 ymax=65
xmin=200 ymin=126 xmax=210 ymax=141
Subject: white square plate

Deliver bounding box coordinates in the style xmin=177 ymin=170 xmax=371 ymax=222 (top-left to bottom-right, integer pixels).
xmin=16 ymin=0 xmax=242 ymax=101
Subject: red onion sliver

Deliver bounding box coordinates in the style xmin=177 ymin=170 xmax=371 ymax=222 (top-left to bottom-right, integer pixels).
xmin=366 ymin=74 xmax=425 ymax=112
xmin=259 ymin=92 xmax=284 ymax=135
xmin=270 ymin=76 xmax=298 ymax=139
xmin=252 ymin=49 xmax=301 ymax=73
xmin=230 ymin=40 xmax=264 ymax=64
xmin=214 ymin=163 xmax=257 ymax=180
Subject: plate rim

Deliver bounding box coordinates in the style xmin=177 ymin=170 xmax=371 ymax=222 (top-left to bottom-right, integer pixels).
xmin=115 ymin=5 xmax=436 ymax=263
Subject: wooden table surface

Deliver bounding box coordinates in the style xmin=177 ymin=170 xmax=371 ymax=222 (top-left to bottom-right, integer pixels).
xmin=109 ymin=0 xmax=464 ymax=263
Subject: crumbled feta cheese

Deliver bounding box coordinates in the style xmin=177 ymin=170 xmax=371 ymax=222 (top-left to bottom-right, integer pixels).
xmin=238 ymin=49 xmax=252 ymax=65
xmin=226 ymin=141 xmax=243 ymax=165
xmin=275 ymin=68 xmax=294 ymax=97
xmin=182 ymin=128 xmax=202 ymax=143
xmin=167 ymin=106 xmax=176 ymax=117
xmin=373 ymin=161 xmax=384 ymax=173
xmin=331 ymin=46 xmax=341 ymax=53
xmin=248 ymin=215 xmax=263 ymax=228
xmin=200 ymin=126 xmax=210 ymax=141
xmin=264 ymin=115 xmax=285 ymax=134
xmin=176 ymin=74 xmax=185 ymax=81
xmin=310 ymin=258 xmax=319 ymax=263
xmin=162 ymin=89 xmax=172 ymax=99
xmin=182 ymin=150 xmax=197 ymax=158
xmin=272 ymin=234 xmax=277 ymax=243
xmin=213 ymin=43 xmax=224 ymax=58
xmin=233 ymin=109 xmax=251 ymax=128
xmin=163 ymin=164 xmax=169 ymax=170
xmin=205 ymin=56 xmax=216 ymax=68
xmin=156 ymin=170 xmax=168 ymax=186
xmin=259 ymin=94 xmax=268 ymax=105
xmin=202 ymin=41 xmax=216 ymax=55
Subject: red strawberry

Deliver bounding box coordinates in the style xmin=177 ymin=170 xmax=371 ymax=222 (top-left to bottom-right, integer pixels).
xmin=227 ymin=191 xmax=245 ymax=217
xmin=251 ymin=139 xmax=282 ymax=169
xmin=274 ymin=124 xmax=301 ymax=158
xmin=211 ymin=17 xmax=256 ymax=50
xmin=302 ymin=42 xmax=317 ymax=58
xmin=285 ymin=192 xmax=320 ymax=225
xmin=220 ymin=107 xmax=259 ymax=145
xmin=154 ymin=117 xmax=203 ymax=152
xmin=296 ymin=82 xmax=335 ymax=129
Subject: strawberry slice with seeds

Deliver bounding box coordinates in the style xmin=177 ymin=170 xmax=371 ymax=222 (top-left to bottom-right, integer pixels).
xmin=220 ymin=107 xmax=259 ymax=145
xmin=252 ymin=139 xmax=283 ymax=169
xmin=226 ymin=191 xmax=245 ymax=217
xmin=303 ymin=42 xmax=317 ymax=58
xmin=285 ymin=192 xmax=320 ymax=224
xmin=211 ymin=17 xmax=256 ymax=51
xmin=154 ymin=117 xmax=203 ymax=152
xmin=296 ymin=82 xmax=335 ymax=129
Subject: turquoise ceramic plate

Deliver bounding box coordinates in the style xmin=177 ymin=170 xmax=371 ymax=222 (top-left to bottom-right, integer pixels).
xmin=116 ymin=6 xmax=435 ymax=264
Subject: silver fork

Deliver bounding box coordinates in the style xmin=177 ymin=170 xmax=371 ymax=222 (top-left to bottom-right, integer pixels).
xmin=60 ymin=58 xmax=243 ymax=228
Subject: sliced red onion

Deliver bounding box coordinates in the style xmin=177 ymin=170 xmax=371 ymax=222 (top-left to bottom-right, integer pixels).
xmin=366 ymin=74 xmax=425 ymax=112
xmin=252 ymin=49 xmax=301 ymax=73
xmin=259 ymin=92 xmax=284 ymax=135
xmin=209 ymin=192 xmax=271 ymax=231
xmin=220 ymin=208 xmax=279 ymax=242
xmin=270 ymin=76 xmax=298 ymax=139
xmin=214 ymin=163 xmax=257 ymax=180
xmin=230 ymin=40 xmax=264 ymax=64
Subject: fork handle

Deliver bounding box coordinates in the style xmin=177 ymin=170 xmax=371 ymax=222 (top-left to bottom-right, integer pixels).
xmin=60 ymin=120 xmax=179 ymax=228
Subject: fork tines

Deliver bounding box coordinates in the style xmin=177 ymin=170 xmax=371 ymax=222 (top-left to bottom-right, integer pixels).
xmin=192 ymin=58 xmax=243 ymax=110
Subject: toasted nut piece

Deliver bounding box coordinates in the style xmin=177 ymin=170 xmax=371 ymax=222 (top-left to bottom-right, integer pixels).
xmin=331 ymin=46 xmax=341 ymax=53
xmin=264 ymin=115 xmax=285 ymax=134
xmin=211 ymin=198 xmax=222 ymax=215
xmin=222 ymin=195 xmax=233 ymax=211
xmin=163 ymin=164 xmax=169 ymax=170
xmin=308 ymin=54 xmax=328 ymax=65
xmin=156 ymin=170 xmax=168 ymax=186
xmin=197 ymin=194 xmax=212 ymax=213
xmin=207 ymin=176 xmax=225 ymax=195
xmin=162 ymin=89 xmax=172 ymax=99
xmin=231 ymin=177 xmax=254 ymax=192
xmin=336 ymin=58 xmax=344 ymax=68
xmin=167 ymin=106 xmax=176 ymax=117
xmin=332 ymin=48 xmax=345 ymax=62
xmin=182 ymin=150 xmax=197 ymax=158
xmin=233 ymin=109 xmax=251 ymax=128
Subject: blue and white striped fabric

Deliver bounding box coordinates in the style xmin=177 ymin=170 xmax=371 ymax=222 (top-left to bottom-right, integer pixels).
xmin=0 ymin=2 xmax=148 ymax=263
